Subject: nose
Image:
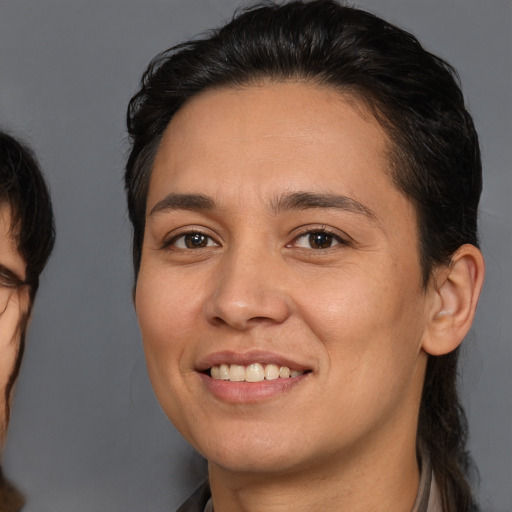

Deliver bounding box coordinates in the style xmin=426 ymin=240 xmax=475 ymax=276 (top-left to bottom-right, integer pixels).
xmin=204 ymin=247 xmax=292 ymax=331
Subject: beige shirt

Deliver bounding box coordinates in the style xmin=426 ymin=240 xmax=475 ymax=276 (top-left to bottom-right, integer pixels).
xmin=410 ymin=459 xmax=442 ymax=512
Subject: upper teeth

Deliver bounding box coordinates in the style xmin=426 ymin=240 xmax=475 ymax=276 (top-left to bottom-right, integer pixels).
xmin=210 ymin=363 xmax=303 ymax=382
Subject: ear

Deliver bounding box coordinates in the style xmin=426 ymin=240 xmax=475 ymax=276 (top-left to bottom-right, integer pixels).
xmin=422 ymin=244 xmax=485 ymax=356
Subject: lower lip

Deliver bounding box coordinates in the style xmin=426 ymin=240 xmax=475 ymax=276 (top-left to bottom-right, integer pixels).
xmin=198 ymin=373 xmax=309 ymax=403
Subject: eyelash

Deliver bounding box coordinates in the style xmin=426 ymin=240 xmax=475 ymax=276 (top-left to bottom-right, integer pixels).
xmin=288 ymin=227 xmax=348 ymax=250
xmin=164 ymin=231 xmax=219 ymax=250
xmin=164 ymin=227 xmax=348 ymax=251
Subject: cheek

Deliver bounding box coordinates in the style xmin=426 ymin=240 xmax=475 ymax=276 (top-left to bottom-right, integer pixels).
xmin=299 ymin=283 xmax=426 ymax=440
xmin=134 ymin=267 xmax=207 ymax=388
xmin=296 ymin=262 xmax=426 ymax=376
xmin=136 ymin=266 xmax=198 ymax=337
xmin=0 ymin=341 xmax=17 ymax=404
xmin=0 ymin=303 xmax=23 ymax=374
xmin=0 ymin=306 xmax=23 ymax=436
xmin=135 ymin=276 xmax=187 ymax=416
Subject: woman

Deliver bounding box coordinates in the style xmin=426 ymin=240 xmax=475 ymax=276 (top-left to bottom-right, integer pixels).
xmin=125 ymin=2 xmax=484 ymax=511
xmin=0 ymin=132 xmax=55 ymax=511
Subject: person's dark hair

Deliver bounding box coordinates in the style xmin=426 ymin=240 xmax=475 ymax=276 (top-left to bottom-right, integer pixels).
xmin=125 ymin=1 xmax=482 ymax=510
xmin=0 ymin=131 xmax=55 ymax=424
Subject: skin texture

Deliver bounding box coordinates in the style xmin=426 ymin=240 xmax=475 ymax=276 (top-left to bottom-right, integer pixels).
xmin=135 ymin=82 xmax=484 ymax=512
xmin=0 ymin=205 xmax=28 ymax=451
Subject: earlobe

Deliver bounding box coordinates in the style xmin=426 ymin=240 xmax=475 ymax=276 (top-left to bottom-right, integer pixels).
xmin=422 ymin=244 xmax=485 ymax=356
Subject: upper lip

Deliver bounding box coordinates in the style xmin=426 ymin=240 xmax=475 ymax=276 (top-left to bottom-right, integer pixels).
xmin=195 ymin=350 xmax=313 ymax=373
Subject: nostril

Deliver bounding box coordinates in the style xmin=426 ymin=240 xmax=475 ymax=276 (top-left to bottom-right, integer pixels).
xmin=210 ymin=314 xmax=286 ymax=331
xmin=204 ymin=272 xmax=292 ymax=330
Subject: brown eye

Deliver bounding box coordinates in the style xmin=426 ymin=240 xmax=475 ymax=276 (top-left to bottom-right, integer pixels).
xmin=292 ymin=230 xmax=343 ymax=250
xmin=170 ymin=232 xmax=218 ymax=249
xmin=184 ymin=233 xmax=209 ymax=248
xmin=308 ymin=232 xmax=334 ymax=249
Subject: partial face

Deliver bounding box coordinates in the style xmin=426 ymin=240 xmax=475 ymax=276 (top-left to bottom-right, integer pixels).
xmin=0 ymin=205 xmax=28 ymax=450
xmin=136 ymin=82 xmax=433 ymax=475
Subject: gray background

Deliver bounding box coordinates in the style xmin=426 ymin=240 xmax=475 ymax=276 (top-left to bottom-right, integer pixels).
xmin=0 ymin=1 xmax=510 ymax=511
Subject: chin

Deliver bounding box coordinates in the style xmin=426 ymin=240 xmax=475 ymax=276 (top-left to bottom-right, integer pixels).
xmin=191 ymin=426 xmax=314 ymax=476
xmin=208 ymin=450 xmax=299 ymax=476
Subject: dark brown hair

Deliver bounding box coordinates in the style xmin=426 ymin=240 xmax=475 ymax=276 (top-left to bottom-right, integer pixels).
xmin=125 ymin=2 xmax=481 ymax=510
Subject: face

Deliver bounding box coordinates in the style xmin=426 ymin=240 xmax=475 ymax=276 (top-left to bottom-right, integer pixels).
xmin=136 ymin=82 xmax=434 ymax=476
xmin=0 ymin=205 xmax=28 ymax=450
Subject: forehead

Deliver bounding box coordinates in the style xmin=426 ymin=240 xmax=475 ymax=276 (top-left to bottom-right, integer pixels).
xmin=149 ymin=82 xmax=413 ymax=224
xmin=154 ymin=83 xmax=388 ymax=189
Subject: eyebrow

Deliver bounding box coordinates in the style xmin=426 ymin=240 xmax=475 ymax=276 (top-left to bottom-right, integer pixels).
xmin=150 ymin=193 xmax=215 ymax=216
xmin=149 ymin=191 xmax=377 ymax=221
xmin=272 ymin=192 xmax=377 ymax=220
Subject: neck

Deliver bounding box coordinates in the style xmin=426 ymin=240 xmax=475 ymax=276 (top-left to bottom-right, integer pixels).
xmin=208 ymin=433 xmax=420 ymax=512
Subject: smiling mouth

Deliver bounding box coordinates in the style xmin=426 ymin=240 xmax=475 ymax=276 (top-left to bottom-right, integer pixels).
xmin=207 ymin=363 xmax=310 ymax=382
